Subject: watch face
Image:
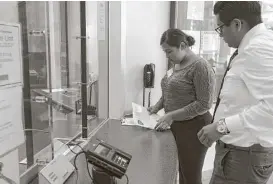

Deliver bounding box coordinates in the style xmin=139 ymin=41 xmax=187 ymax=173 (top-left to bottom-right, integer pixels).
xmin=217 ymin=124 xmax=225 ymax=133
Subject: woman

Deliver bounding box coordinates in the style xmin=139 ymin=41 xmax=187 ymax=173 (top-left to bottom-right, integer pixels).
xmin=149 ymin=28 xmax=215 ymax=184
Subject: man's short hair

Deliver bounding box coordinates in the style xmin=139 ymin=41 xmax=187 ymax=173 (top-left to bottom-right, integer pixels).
xmin=214 ymin=1 xmax=262 ymax=29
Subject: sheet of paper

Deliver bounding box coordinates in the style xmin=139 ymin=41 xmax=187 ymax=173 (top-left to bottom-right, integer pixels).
xmin=200 ymin=31 xmax=220 ymax=54
xmin=187 ymin=1 xmax=204 ymax=21
xmin=0 ymin=85 xmax=24 ymax=157
xmin=121 ymin=118 xmax=136 ymax=126
xmin=131 ymin=102 xmax=162 ymax=129
xmin=0 ymin=23 xmax=22 ymax=86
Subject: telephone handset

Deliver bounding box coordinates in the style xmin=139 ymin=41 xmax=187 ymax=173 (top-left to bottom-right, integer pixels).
xmin=143 ymin=63 xmax=155 ymax=88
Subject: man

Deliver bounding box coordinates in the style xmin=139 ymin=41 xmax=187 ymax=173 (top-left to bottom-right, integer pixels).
xmin=198 ymin=1 xmax=273 ymax=184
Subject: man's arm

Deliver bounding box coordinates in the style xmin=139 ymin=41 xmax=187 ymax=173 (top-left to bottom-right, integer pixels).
xmin=225 ymin=46 xmax=273 ymax=134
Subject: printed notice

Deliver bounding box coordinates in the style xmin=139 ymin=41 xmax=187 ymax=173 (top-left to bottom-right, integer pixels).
xmin=187 ymin=1 xmax=204 ymax=21
xmin=201 ymin=31 xmax=220 ymax=53
xmin=0 ymin=23 xmax=22 ymax=86
xmin=0 ymin=85 xmax=24 ymax=157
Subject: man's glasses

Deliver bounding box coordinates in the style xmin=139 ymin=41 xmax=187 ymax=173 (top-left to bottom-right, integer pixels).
xmin=215 ymin=24 xmax=225 ymax=34
xmin=215 ymin=19 xmax=241 ymax=35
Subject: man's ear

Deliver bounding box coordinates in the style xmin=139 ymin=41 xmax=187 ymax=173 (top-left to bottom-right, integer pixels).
xmin=233 ymin=18 xmax=242 ymax=31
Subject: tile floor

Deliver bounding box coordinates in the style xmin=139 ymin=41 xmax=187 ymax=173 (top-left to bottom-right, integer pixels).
xmin=175 ymin=168 xmax=273 ymax=184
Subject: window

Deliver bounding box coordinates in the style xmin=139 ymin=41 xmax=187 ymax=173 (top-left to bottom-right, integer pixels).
xmin=0 ymin=2 xmax=108 ymax=182
xmin=176 ymin=1 xmax=273 ymax=101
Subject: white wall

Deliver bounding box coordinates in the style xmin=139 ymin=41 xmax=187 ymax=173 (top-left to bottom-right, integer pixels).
xmin=109 ymin=1 xmax=170 ymax=118
xmin=109 ymin=2 xmax=125 ymax=118
xmin=124 ymin=1 xmax=169 ymax=112
xmin=0 ymin=2 xmax=18 ymax=23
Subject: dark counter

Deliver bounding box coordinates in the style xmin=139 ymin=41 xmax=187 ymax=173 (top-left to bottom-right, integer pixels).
xmin=67 ymin=119 xmax=178 ymax=184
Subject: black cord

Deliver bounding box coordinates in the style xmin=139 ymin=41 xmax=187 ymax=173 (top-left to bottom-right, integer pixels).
xmin=65 ymin=143 xmax=82 ymax=184
xmin=67 ymin=142 xmax=87 ymax=184
xmin=148 ymin=89 xmax=151 ymax=108
xmin=75 ymin=168 xmax=79 ymax=184
xmin=143 ymin=88 xmax=145 ymax=106
xmin=71 ymin=142 xmax=84 ymax=151
xmin=73 ymin=151 xmax=85 ymax=184
xmin=89 ymin=82 xmax=92 ymax=105
xmin=65 ymin=141 xmax=84 ymax=154
xmin=65 ymin=143 xmax=98 ymax=184
xmin=125 ymin=173 xmax=129 ymax=184
xmin=85 ymin=153 xmax=97 ymax=184
xmin=66 ymin=145 xmax=77 ymax=155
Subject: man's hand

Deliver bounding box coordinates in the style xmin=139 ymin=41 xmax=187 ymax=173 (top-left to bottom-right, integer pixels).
xmin=155 ymin=113 xmax=173 ymax=131
xmin=197 ymin=123 xmax=224 ymax=147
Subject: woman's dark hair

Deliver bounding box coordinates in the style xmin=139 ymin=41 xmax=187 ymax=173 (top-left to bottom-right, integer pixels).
xmin=214 ymin=1 xmax=262 ymax=29
xmin=160 ymin=28 xmax=195 ymax=48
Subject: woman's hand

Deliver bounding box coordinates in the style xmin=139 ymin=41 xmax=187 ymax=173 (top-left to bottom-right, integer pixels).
xmin=155 ymin=113 xmax=173 ymax=131
xmin=147 ymin=105 xmax=158 ymax=115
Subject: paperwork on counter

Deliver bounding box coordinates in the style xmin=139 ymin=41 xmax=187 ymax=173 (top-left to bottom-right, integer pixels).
xmin=121 ymin=103 xmax=161 ymax=130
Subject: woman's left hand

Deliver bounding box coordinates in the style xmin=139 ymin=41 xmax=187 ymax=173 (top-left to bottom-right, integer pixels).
xmin=155 ymin=113 xmax=173 ymax=131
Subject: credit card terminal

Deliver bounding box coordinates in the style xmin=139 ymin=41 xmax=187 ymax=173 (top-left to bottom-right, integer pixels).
xmin=86 ymin=142 xmax=132 ymax=179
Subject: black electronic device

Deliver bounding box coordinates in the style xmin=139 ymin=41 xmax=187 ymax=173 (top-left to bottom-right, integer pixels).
xmin=143 ymin=63 xmax=155 ymax=107
xmin=143 ymin=63 xmax=155 ymax=88
xmin=86 ymin=142 xmax=132 ymax=179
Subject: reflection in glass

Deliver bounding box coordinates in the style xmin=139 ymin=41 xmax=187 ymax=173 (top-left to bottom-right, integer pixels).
xmin=15 ymin=2 xmax=107 ymax=182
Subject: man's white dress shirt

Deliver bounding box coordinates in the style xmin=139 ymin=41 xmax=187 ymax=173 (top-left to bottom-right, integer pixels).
xmin=214 ymin=23 xmax=273 ymax=147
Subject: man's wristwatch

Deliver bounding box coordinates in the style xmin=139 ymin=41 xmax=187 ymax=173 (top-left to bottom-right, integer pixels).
xmin=216 ymin=119 xmax=230 ymax=135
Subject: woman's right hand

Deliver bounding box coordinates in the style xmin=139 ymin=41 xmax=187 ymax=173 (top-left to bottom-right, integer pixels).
xmin=147 ymin=106 xmax=158 ymax=115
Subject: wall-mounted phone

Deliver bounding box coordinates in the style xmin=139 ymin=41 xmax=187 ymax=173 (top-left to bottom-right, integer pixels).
xmin=143 ymin=63 xmax=155 ymax=107
xmin=143 ymin=63 xmax=155 ymax=88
